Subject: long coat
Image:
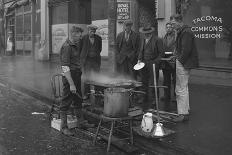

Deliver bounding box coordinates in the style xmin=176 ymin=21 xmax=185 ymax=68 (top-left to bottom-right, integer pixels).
xmin=80 ymin=34 xmax=102 ymax=69
xmin=116 ymin=31 xmax=140 ymax=64
xmin=138 ymin=35 xmax=164 ymax=66
xmin=175 ymin=25 xmax=199 ymax=69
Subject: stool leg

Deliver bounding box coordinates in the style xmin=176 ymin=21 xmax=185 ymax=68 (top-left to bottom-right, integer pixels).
xmin=107 ymin=120 xmax=114 ymax=152
xmin=93 ymin=118 xmax=102 ymax=145
xmin=129 ymin=119 xmax=133 ymax=145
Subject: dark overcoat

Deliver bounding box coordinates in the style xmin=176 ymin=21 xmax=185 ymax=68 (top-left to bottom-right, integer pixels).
xmin=80 ymin=34 xmax=102 ymax=68
xmin=175 ymin=25 xmax=199 ymax=69
xmin=116 ymin=31 xmax=140 ymax=64
xmin=138 ymin=35 xmax=164 ymax=66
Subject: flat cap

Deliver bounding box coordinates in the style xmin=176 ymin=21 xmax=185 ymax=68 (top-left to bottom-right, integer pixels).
xmin=70 ymin=26 xmax=83 ymax=33
xmin=123 ymin=20 xmax=133 ymax=26
xmin=87 ymin=24 xmax=98 ymax=30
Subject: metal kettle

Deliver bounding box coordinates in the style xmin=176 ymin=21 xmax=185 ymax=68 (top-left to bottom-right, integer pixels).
xmin=141 ymin=112 xmax=153 ymax=132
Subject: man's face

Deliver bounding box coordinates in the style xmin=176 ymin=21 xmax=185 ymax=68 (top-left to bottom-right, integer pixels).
xmin=71 ymin=31 xmax=82 ymax=43
xmin=166 ymin=24 xmax=173 ymax=33
xmin=144 ymin=33 xmax=152 ymax=39
xmin=88 ymin=29 xmax=96 ymax=37
xmin=124 ymin=25 xmax=132 ymax=33
xmin=170 ymin=19 xmax=181 ymax=30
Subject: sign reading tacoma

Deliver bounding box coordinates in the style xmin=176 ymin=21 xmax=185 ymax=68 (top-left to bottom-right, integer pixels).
xmin=191 ymin=16 xmax=223 ymax=39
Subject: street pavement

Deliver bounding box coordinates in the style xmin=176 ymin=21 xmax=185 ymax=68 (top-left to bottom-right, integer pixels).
xmin=0 ymin=56 xmax=232 ymax=155
xmin=0 ymin=84 xmax=127 ymax=155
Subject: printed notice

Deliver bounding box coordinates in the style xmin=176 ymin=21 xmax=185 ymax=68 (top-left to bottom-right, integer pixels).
xmin=117 ymin=2 xmax=130 ymax=20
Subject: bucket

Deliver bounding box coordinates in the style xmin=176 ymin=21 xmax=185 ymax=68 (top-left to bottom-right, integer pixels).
xmin=103 ymin=87 xmax=130 ymax=117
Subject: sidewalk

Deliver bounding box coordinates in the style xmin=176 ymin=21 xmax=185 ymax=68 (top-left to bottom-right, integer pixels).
xmin=0 ymin=56 xmax=232 ymax=155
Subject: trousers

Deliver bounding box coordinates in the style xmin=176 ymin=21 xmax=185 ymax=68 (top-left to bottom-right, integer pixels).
xmin=61 ymin=70 xmax=83 ymax=112
xmin=175 ymin=60 xmax=190 ymax=115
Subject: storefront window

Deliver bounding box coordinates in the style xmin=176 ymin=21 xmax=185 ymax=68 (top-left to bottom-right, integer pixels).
xmin=183 ymin=0 xmax=232 ymax=68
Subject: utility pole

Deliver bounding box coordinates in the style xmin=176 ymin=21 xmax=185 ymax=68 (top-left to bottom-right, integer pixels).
xmin=0 ymin=0 xmax=5 ymax=56
xmin=108 ymin=0 xmax=117 ymax=74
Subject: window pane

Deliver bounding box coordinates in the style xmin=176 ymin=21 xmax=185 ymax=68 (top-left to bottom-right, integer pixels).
xmin=16 ymin=15 xmax=23 ymax=34
xmin=24 ymin=2 xmax=32 ymax=12
xmin=184 ymin=0 xmax=232 ymax=68
xmin=24 ymin=13 xmax=31 ymax=34
xmin=16 ymin=6 xmax=23 ymax=14
xmin=36 ymin=0 xmax=41 ymax=10
xmin=35 ymin=12 xmax=41 ymax=34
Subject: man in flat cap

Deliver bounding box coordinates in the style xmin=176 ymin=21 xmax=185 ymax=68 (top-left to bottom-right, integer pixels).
xmin=60 ymin=26 xmax=94 ymax=136
xmin=116 ymin=20 xmax=140 ymax=79
xmin=138 ymin=24 xmax=164 ymax=110
xmin=81 ymin=24 xmax=102 ymax=99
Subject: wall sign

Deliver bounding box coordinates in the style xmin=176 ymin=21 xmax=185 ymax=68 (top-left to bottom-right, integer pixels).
xmin=117 ymin=2 xmax=130 ymax=20
xmin=191 ymin=16 xmax=223 ymax=39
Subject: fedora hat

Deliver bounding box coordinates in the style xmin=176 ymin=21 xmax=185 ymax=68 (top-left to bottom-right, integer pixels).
xmin=139 ymin=24 xmax=155 ymax=34
xmin=87 ymin=24 xmax=98 ymax=30
xmin=123 ymin=20 xmax=133 ymax=26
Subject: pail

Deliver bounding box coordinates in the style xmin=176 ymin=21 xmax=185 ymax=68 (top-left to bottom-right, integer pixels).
xmin=103 ymin=87 xmax=130 ymax=117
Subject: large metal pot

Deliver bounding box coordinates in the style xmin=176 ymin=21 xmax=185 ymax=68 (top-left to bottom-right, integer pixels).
xmin=103 ymin=87 xmax=130 ymax=117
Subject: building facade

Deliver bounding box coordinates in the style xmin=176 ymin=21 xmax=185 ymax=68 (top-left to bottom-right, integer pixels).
xmin=2 ymin=0 xmax=231 ymax=85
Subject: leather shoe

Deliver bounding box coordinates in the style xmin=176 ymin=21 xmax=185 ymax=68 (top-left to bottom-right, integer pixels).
xmin=61 ymin=127 xmax=74 ymax=136
xmin=172 ymin=114 xmax=189 ymax=122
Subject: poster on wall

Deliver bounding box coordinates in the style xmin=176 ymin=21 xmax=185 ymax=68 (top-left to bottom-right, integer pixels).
xmin=52 ymin=24 xmax=68 ymax=54
xmin=117 ymin=2 xmax=130 ymax=20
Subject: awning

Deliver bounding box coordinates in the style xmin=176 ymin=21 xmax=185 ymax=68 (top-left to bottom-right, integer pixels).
xmin=48 ymin=0 xmax=70 ymax=7
xmin=5 ymin=0 xmax=31 ymax=16
xmin=5 ymin=0 xmax=30 ymax=9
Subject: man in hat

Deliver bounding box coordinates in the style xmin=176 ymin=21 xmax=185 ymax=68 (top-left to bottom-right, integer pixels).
xmin=81 ymin=24 xmax=102 ymax=99
xmin=116 ymin=20 xmax=140 ymax=79
xmin=60 ymin=26 xmax=94 ymax=136
xmin=170 ymin=14 xmax=199 ymax=122
xmin=138 ymin=24 xmax=164 ymax=110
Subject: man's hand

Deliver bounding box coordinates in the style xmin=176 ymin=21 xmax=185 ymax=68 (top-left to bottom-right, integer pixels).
xmin=168 ymin=55 xmax=176 ymax=63
xmin=70 ymin=85 xmax=77 ymax=94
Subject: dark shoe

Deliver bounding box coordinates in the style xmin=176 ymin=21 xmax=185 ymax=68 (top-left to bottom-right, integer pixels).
xmin=172 ymin=114 xmax=189 ymax=122
xmin=77 ymin=121 xmax=95 ymax=128
xmin=82 ymin=122 xmax=95 ymax=128
xmin=61 ymin=127 xmax=74 ymax=136
xmin=60 ymin=112 xmax=74 ymax=136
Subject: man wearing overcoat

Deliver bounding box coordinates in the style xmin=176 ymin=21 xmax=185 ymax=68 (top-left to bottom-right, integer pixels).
xmin=116 ymin=20 xmax=140 ymax=79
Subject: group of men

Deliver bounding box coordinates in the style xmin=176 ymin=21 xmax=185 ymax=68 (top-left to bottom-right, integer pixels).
xmin=59 ymin=13 xmax=199 ymax=136
xmin=115 ymin=14 xmax=199 ymax=122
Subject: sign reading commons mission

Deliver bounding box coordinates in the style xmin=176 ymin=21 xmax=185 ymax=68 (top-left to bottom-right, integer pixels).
xmin=117 ymin=2 xmax=130 ymax=20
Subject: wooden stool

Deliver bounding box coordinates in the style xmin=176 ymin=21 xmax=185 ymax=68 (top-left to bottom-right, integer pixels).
xmin=93 ymin=115 xmax=134 ymax=152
